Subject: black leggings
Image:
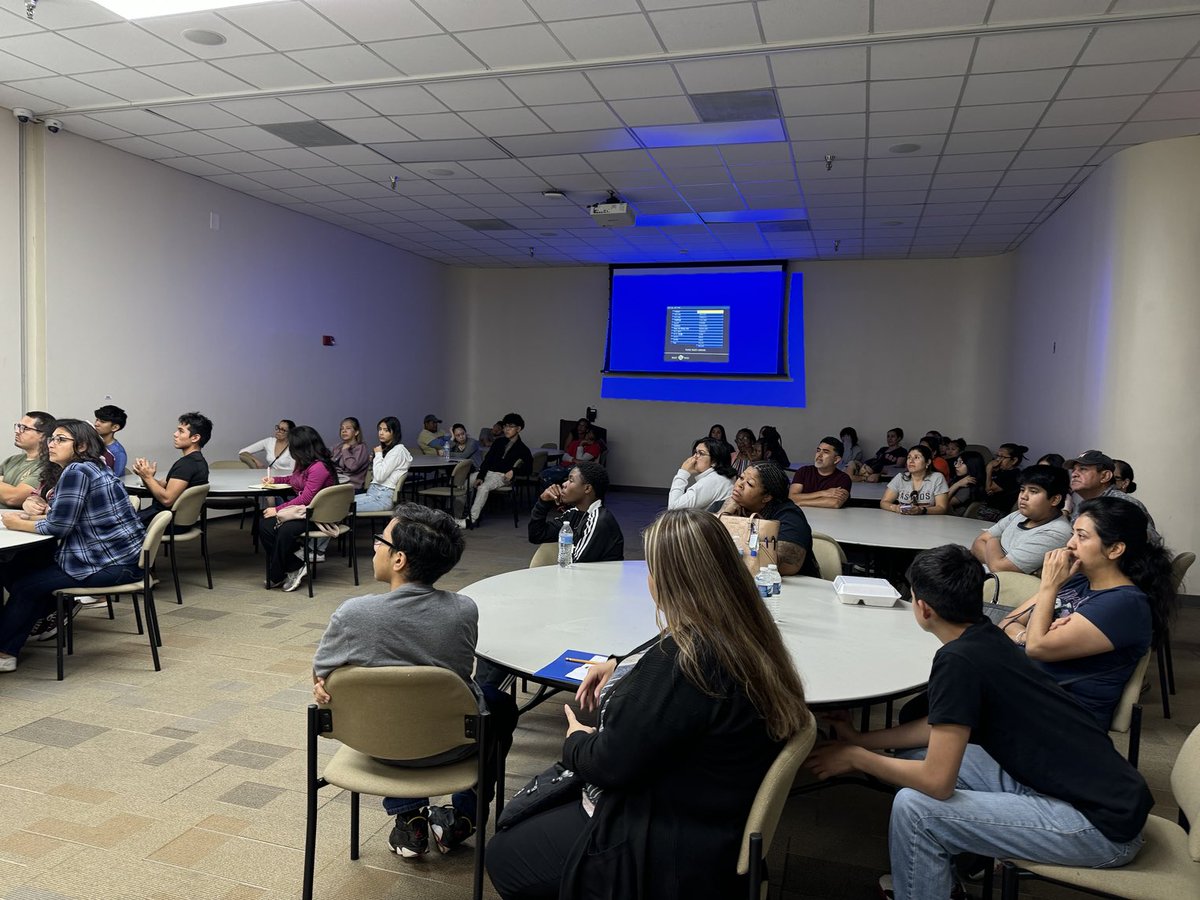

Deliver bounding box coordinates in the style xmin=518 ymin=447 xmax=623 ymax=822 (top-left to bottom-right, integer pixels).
xmin=486 ymin=801 xmax=589 ymax=900
xmin=259 ymin=518 xmax=307 ymax=583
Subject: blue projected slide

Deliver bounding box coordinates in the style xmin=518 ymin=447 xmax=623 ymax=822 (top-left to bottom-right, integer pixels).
xmin=664 ymin=306 xmax=729 ymax=362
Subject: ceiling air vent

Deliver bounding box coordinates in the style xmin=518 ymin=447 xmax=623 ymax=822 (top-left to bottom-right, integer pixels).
xmin=258 ymin=121 xmax=356 ymax=148
xmin=458 ymin=219 xmax=515 ymax=231
xmin=689 ymin=89 xmax=781 ymax=123
xmin=758 ymin=220 xmax=811 ymax=233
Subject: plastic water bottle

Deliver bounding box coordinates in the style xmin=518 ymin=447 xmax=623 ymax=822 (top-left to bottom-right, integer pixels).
xmin=765 ymin=565 xmax=782 ymax=622
xmin=557 ymin=520 xmax=574 ymax=568
xmin=754 ymin=570 xmax=770 ymax=600
xmin=748 ymin=520 xmax=759 ymax=561
xmin=767 ymin=564 xmax=782 ymax=596
xmin=443 ymin=435 xmax=451 ymax=460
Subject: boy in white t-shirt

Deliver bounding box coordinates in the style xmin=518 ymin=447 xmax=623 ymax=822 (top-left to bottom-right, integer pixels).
xmin=971 ymin=465 xmax=1071 ymax=574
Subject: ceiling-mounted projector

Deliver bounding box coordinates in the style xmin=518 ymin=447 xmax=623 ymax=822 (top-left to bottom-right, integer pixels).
xmin=587 ymin=192 xmax=637 ymax=227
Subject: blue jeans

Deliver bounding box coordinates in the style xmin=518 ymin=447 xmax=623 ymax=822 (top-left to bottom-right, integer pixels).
xmin=889 ymin=744 xmax=1144 ymax=900
xmin=355 ymin=482 xmax=395 ymax=513
xmin=0 ymin=560 xmax=142 ymax=656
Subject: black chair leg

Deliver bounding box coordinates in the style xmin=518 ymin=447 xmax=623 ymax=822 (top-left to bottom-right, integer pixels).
xmin=350 ymin=792 xmax=360 ymax=860
xmin=1156 ymin=643 xmax=1171 ymax=719
xmin=202 ymin=527 xmax=213 ymax=590
xmin=144 ymin=593 xmax=162 ymax=671
xmin=303 ymin=706 xmax=320 ymax=900
xmin=55 ymin=593 xmax=66 ymax=681
xmin=1163 ymin=628 xmax=1175 ymax=694
xmin=170 ymin=542 xmax=183 ymax=604
xmin=748 ymin=833 xmax=763 ymax=900
xmin=132 ymin=594 xmax=145 ymax=635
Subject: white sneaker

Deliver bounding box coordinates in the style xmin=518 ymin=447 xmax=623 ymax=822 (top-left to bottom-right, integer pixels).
xmin=282 ymin=567 xmax=307 ymax=593
xmin=293 ymin=548 xmax=325 ymax=564
xmin=76 ymin=595 xmax=108 ymax=607
xmin=454 ymin=518 xmax=468 ymax=530
xmin=0 ymin=655 xmax=16 ymax=673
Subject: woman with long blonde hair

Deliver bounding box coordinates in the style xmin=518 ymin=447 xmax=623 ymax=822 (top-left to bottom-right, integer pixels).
xmin=487 ymin=508 xmax=811 ymax=900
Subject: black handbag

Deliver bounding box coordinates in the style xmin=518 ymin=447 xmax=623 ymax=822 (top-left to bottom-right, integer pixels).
xmin=496 ymin=762 xmax=581 ymax=829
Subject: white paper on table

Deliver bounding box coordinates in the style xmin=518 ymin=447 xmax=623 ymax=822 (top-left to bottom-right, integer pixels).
xmin=564 ymin=654 xmax=609 ymax=682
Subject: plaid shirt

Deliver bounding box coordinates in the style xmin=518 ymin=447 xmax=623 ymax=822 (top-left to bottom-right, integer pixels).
xmin=35 ymin=461 xmax=144 ymax=579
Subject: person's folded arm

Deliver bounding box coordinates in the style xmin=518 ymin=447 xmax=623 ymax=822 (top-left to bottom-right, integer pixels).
xmin=789 ymin=486 xmax=848 ymax=508
xmin=0 ymin=480 xmax=35 ymax=507
xmin=840 ymin=724 xmax=970 ymax=800
xmin=1023 ymin=607 xmax=1115 ymax=662
xmin=980 ymin=533 xmax=1021 ymax=572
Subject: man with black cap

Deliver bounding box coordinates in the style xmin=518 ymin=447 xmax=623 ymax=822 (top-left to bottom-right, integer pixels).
xmin=417 ymin=414 xmax=445 ymax=456
xmin=1068 ymin=449 xmax=1158 ymax=541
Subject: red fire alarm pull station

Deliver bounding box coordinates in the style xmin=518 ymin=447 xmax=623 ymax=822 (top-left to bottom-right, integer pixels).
xmin=322 ymin=335 xmax=336 ymax=346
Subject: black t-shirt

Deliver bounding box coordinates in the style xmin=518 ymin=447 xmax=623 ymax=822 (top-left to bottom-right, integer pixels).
xmin=928 ymin=620 xmax=1151 ymax=843
xmin=148 ymin=451 xmax=209 ymax=514
xmin=762 ymin=500 xmax=820 ymax=578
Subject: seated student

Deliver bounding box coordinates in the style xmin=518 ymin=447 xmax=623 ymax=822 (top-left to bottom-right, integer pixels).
xmin=995 ymin=497 xmax=1175 ymax=728
xmin=946 ymin=450 xmax=988 ymax=514
xmin=93 ymin=405 xmax=128 ymax=475
xmin=717 ymin=462 xmax=819 ymax=577
xmin=430 ymin=422 xmax=482 ymax=466
xmin=858 ymin=427 xmax=907 ymax=481
xmin=417 ymin=414 xmax=445 ymax=456
xmin=529 ymin=462 xmax=624 ymax=563
xmin=731 ymin=428 xmax=756 ymax=475
xmin=464 ymin=413 xmax=532 ymax=528
xmin=356 ymin=417 xmax=413 ymax=512
xmin=331 ymin=417 xmax=370 ymax=491
xmin=1038 ymin=453 xmax=1066 ymax=469
xmin=1 ymin=410 xmax=54 ymax=509
xmin=0 ymin=420 xmax=145 ymax=672
xmin=920 ymin=435 xmax=952 ymax=480
xmin=487 ymin=508 xmax=809 ymax=900
xmin=943 ymin=437 xmax=966 ymax=469
xmin=881 ymin=446 xmax=949 ymax=515
xmin=1066 ymin=450 xmax=1158 ymax=540
xmin=985 ymin=442 xmax=1027 ymax=513
xmin=805 ymin=545 xmax=1151 ymax=900
xmin=239 ymin=420 xmax=295 ymax=476
xmin=311 ymin=504 xmax=517 ymax=858
xmin=788 ymin=436 xmax=852 ymax=509
xmin=668 ymin=438 xmax=735 ymax=511
xmin=708 ymin=423 xmax=727 ymax=444
xmin=540 ymin=425 xmax=603 ymax=489
xmin=971 ymin=465 xmax=1072 ymax=574
xmin=132 ymin=412 xmax=211 ymax=523
xmin=478 ymin=420 xmax=504 ymax=451
xmin=837 ymin=427 xmax=864 ymax=471
xmin=1112 ymin=459 xmax=1137 ymax=495
xmin=758 ymin=425 xmax=790 ymax=469
xmin=258 ymin=425 xmax=339 ymax=593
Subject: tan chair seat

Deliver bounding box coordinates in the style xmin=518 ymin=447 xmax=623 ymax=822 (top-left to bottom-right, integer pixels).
xmin=323 ymin=745 xmax=479 ymax=799
xmin=58 ymin=577 xmax=159 ymax=596
xmin=1011 ymin=816 xmax=1199 ymax=898
xmin=418 ymin=485 xmax=456 ymax=497
xmin=306 ymin=523 xmax=350 ymax=539
xmin=162 ymin=526 xmax=201 ymax=543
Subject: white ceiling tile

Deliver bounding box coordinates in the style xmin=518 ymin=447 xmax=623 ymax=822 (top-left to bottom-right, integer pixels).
xmin=351 ymin=85 xmax=445 ymax=115
xmin=582 ymin=149 xmax=654 ymax=171
xmin=534 ymin=102 xmax=623 ymax=131
xmin=874 ymin=0 xmax=989 ymax=31
xmin=390 ymin=113 xmax=480 ymax=139
xmin=0 ymin=32 xmax=120 ymax=74
xmin=1111 ymin=117 xmax=1200 ymax=143
xmin=791 ymin=138 xmax=865 ymax=162
xmin=756 ymin=0 xmax=869 ymax=39
xmin=548 ymin=14 xmax=663 ymax=59
xmin=252 ymin=147 xmax=330 ymax=167
xmin=6 ymin=76 xmax=119 ymax=107
xmin=990 ymin=183 xmax=1063 ymax=201
xmin=931 ymin=171 xmax=1004 ymax=189
xmin=649 ymin=5 xmax=762 ymax=53
xmin=866 ymin=156 xmax=938 ymax=175
xmin=138 ymin=62 xmax=254 ymax=95
xmin=867 ymin=133 xmax=945 ymax=157
xmin=136 ymin=12 xmax=273 ymax=59
xmin=160 ymin=156 xmax=228 ymax=177
xmin=1024 ymin=123 xmax=1119 ymax=149
xmin=720 ymin=142 xmax=792 ymax=164
xmin=585 ymin=64 xmax=682 ymax=100
xmin=961 ymin=69 xmax=1069 ymax=105
xmin=674 ymin=56 xmax=771 ymax=93
xmin=952 ymin=101 xmax=1048 ymax=131
xmin=103 ymin=136 xmax=183 ymax=159
xmin=329 ymin=116 xmax=415 ymax=143
xmin=972 ymin=29 xmax=1091 ymax=74
xmin=778 ymin=82 xmax=866 ymax=116
xmin=943 ymin=128 xmax=1030 ymax=153
xmin=459 ymin=108 xmax=551 ymax=136
xmin=372 ymin=137 xmax=510 ymax=161
xmin=214 ymin=97 xmax=305 ymax=124
xmin=251 ymin=169 xmax=318 ymax=188
xmin=7 ymin=0 xmax=119 ymax=29
xmin=0 ymin=48 xmax=52 ymax=80
xmin=211 ymin=53 xmax=328 ymax=90
xmin=426 ymin=79 xmax=522 ymax=111
xmin=870 ymin=77 xmax=963 ymax=111
xmin=307 ymin=0 xmax=441 ymax=41
xmin=502 ymin=72 xmax=599 ymax=105
xmin=667 ymin=165 xmax=730 ymax=184
xmin=870 ymin=38 xmax=975 ymax=80
xmin=283 ymin=91 xmax=375 ymax=119
xmin=1080 ymin=18 xmax=1200 ymax=65
xmin=310 ymin=144 xmax=393 ymax=164
xmin=218 ymin=2 xmax=351 ymax=51
xmin=460 ymin=158 xmax=534 ymax=177
xmin=989 ymin=5 xmax=1108 ymax=30
xmin=1012 ymin=148 xmax=1097 ymax=168
xmin=55 ymin=115 xmax=129 ymax=140
xmin=870 ymin=108 xmax=955 ymax=136
xmin=610 ymin=96 xmax=699 ymax=126
xmin=525 ymin=0 xmax=641 ymax=19
xmin=0 ymin=8 xmax=43 ymax=37
xmin=1134 ymin=90 xmax=1200 ymax=120
xmin=367 ymin=34 xmax=483 ymax=75
xmin=457 ymin=24 xmax=570 ymax=67
xmin=1059 ymin=60 xmax=1179 ymax=99
xmin=1041 ymin=95 xmax=1144 ymax=126
xmin=935 ymin=151 xmax=1016 ymax=173
xmin=1160 ymin=58 xmax=1200 ymax=93
xmin=63 ymin=23 xmax=193 ymax=67
xmin=72 ymin=69 xmax=179 ymax=103
xmin=417 ymin=0 xmax=537 ymax=30
xmin=784 ymin=113 xmax=865 ymax=140
xmin=1000 ymin=166 xmax=1081 ymax=185
xmin=769 ymin=46 xmax=866 ymax=86
xmin=201 ymin=150 xmax=281 ymax=172
xmin=201 ymin=125 xmax=294 ymax=150
xmin=285 ymin=184 xmax=347 ymax=202
xmin=497 ymin=130 xmax=640 ymax=156
xmin=86 ymin=109 xmax=188 ymax=134
xmin=152 ymin=130 xmax=236 ymax=155
xmin=296 ymin=166 xmax=367 ymax=185
xmin=286 ymin=45 xmax=399 ymax=81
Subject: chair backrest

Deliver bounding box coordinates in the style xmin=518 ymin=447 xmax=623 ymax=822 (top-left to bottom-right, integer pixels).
xmin=540 ymin=442 xmax=557 ymax=449
xmin=963 ymin=501 xmax=986 ymax=520
xmin=1109 ymin=651 xmax=1152 ymax=734
xmin=529 ymin=450 xmax=549 ymax=476
xmin=810 ymin=533 xmax=846 ymax=582
xmin=737 ymin=711 xmax=818 ymax=876
xmin=308 ymin=483 xmax=355 ymax=524
xmin=1170 ymin=551 xmax=1195 ymax=592
xmin=322 ymin=666 xmax=480 ymax=760
xmin=529 ymin=542 xmax=559 ymax=568
xmin=964 ymin=443 xmax=993 ymax=464
xmin=211 ymin=459 xmax=251 ymax=469
xmin=1170 ymin=722 xmax=1200 ymax=862
xmin=141 ymin=510 xmax=174 ymax=570
xmin=984 ymin=571 xmax=1041 ymax=608
xmin=170 ymin=483 xmax=211 ymax=528
xmin=449 ymin=458 xmax=472 ymax=490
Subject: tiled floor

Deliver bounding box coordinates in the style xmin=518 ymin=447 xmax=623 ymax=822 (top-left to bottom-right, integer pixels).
xmin=0 ymin=492 xmax=1194 ymax=899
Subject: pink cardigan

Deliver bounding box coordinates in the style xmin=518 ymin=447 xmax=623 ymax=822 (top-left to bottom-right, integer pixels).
xmin=274 ymin=462 xmax=336 ymax=510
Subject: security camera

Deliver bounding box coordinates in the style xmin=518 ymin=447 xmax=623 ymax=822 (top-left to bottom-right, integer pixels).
xmin=44 ymin=118 xmax=61 ymax=134
xmin=12 ymin=108 xmax=32 ymax=124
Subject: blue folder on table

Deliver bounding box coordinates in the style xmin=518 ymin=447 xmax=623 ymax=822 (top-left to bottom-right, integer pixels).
xmin=535 ymin=649 xmax=607 ymax=682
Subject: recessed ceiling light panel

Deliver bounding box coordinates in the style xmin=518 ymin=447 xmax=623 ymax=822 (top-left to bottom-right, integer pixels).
xmin=888 ymin=143 xmax=922 ymax=154
xmin=94 ymin=1 xmax=287 ymax=19
xmin=183 ymin=29 xmax=227 ymax=46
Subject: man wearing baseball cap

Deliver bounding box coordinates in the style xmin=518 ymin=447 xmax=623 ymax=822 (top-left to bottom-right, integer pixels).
xmin=418 ymin=414 xmax=445 ymax=456
xmin=1068 ymin=449 xmax=1159 ymax=541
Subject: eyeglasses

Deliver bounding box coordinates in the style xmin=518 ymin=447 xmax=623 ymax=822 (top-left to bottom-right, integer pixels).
xmin=372 ymin=533 xmax=399 ymax=551
xmin=13 ymin=423 xmax=33 ymax=434
xmin=47 ymin=435 xmax=75 ymax=445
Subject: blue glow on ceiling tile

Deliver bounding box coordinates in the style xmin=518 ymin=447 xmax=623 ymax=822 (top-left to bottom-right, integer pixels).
xmin=701 ymin=208 xmax=808 ymax=223
xmin=634 ymin=213 xmax=705 ymax=226
xmin=632 ymin=120 xmax=786 ymax=148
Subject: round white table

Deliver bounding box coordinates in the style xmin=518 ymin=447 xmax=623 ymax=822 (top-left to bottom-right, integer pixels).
xmin=850 ymin=481 xmax=888 ymax=502
xmin=409 ymin=456 xmax=463 ymax=471
xmin=802 ymin=507 xmax=985 ymax=551
xmin=472 ymin=561 xmax=939 ymax=707
xmin=123 ymin=470 xmax=293 ymax=497
xmin=0 ymin=520 xmax=54 ymax=556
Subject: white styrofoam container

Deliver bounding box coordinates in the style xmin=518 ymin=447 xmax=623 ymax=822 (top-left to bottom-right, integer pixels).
xmin=833 ymin=574 xmax=902 ymax=607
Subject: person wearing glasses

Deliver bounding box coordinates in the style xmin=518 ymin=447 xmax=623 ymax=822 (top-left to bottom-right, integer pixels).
xmin=667 ymin=437 xmax=735 ymax=511
xmin=311 ymin=504 xmax=517 ymax=858
xmin=239 ymin=420 xmax=296 ymax=476
xmin=0 ymin=420 xmax=144 ymax=673
xmin=1 ymin=411 xmax=54 ymax=509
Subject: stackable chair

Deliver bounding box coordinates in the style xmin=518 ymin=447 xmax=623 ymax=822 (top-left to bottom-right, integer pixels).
xmin=298 ymin=483 xmax=358 ymax=598
xmin=159 ymin=483 xmax=212 ymax=604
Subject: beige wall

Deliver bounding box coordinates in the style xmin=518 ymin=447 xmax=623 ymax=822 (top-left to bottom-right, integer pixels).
xmin=1008 ymin=135 xmax=1200 ymax=553
xmin=447 ymin=255 xmax=1015 ymax=488
xmin=37 ymin=133 xmax=449 ymax=464
xmin=0 ymin=115 xmax=21 ymax=416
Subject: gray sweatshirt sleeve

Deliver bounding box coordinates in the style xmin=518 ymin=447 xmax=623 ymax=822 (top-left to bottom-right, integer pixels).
xmin=312 ymin=606 xmax=352 ymax=678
